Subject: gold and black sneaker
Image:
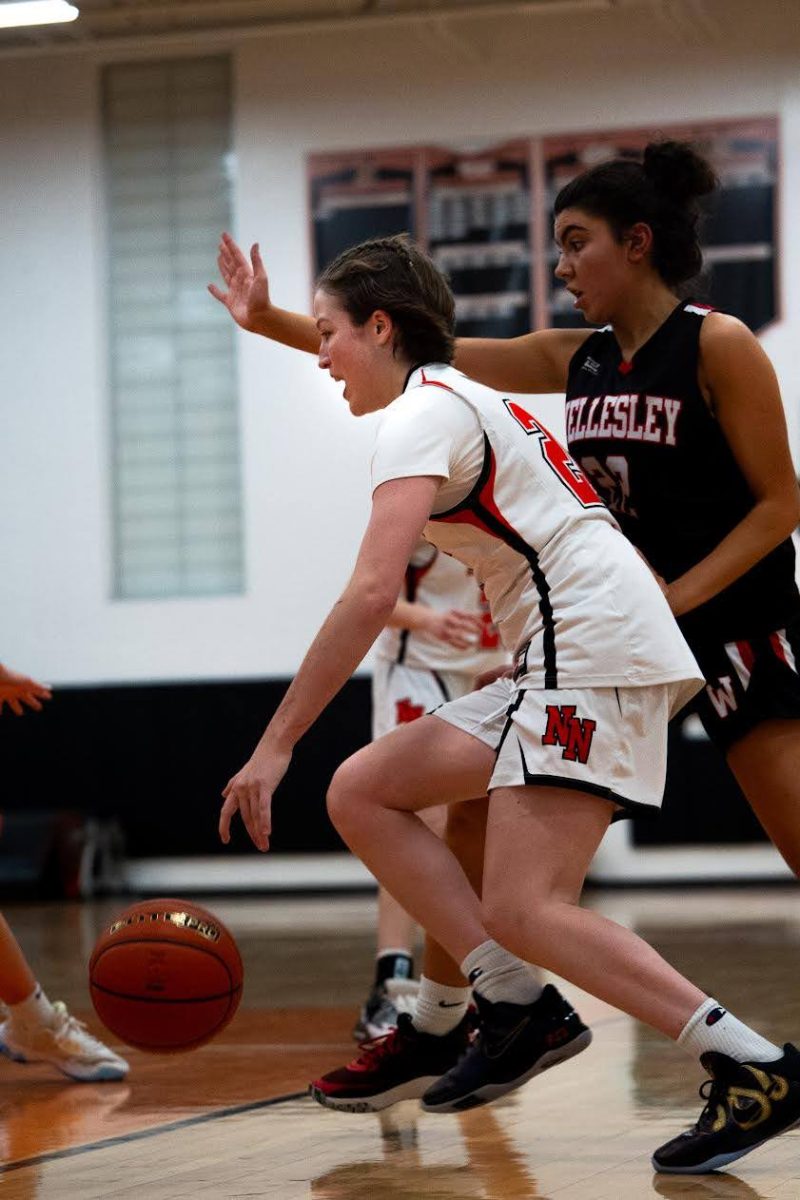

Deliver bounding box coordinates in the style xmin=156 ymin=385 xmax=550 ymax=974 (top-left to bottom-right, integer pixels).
xmin=652 ymin=1043 xmax=800 ymax=1174
xmin=421 ymin=983 xmax=592 ymax=1114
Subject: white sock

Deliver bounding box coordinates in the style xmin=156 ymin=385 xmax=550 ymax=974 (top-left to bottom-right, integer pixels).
xmin=8 ymin=984 xmax=56 ymax=1028
xmin=678 ymin=998 xmax=783 ymax=1064
xmin=412 ymin=976 xmax=471 ymax=1036
xmin=460 ymin=940 xmax=542 ymax=1006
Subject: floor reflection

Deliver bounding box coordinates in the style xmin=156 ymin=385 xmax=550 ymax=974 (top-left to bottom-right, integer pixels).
xmin=0 ymin=1082 xmax=131 ymax=1198
xmin=311 ymin=1103 xmax=544 ymax=1199
xmin=651 ymin=1170 xmax=769 ymax=1199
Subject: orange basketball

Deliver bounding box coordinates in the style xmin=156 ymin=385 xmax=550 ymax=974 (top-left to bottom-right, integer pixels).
xmin=89 ymin=897 xmax=244 ymax=1053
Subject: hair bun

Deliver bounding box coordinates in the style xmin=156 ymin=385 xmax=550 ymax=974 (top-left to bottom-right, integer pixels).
xmin=643 ymin=140 xmax=717 ymax=205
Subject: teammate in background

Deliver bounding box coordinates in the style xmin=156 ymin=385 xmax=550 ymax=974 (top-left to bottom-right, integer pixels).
xmin=217 ymin=235 xmax=800 ymax=1176
xmin=358 ymin=545 xmax=507 ymax=1041
xmin=0 ymin=662 xmax=129 ymax=1082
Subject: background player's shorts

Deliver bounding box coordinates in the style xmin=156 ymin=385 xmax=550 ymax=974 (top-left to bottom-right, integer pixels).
xmin=371 ymin=658 xmax=477 ymax=740
xmin=682 ymin=621 xmax=800 ymax=752
xmin=431 ymin=674 xmax=695 ymax=817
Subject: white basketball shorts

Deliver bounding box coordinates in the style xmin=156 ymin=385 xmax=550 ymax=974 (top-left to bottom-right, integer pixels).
xmin=431 ymin=673 xmax=696 ymax=816
xmin=371 ymin=658 xmax=477 ymax=740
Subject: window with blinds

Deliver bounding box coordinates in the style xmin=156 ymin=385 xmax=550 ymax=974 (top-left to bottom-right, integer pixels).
xmin=103 ymin=56 xmax=244 ymax=599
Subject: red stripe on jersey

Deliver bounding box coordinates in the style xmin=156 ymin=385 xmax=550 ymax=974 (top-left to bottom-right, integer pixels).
xmin=433 ymin=447 xmax=527 ymax=549
xmin=420 ymin=370 xmax=455 ymax=393
xmin=434 ymin=506 xmax=496 ymax=538
xmin=769 ymin=631 xmax=788 ymax=665
xmin=736 ymin=640 xmax=755 ymax=671
xmin=618 ymin=360 xmax=633 ymax=376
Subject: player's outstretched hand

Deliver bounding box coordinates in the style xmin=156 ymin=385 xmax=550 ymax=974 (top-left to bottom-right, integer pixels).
xmin=219 ymin=742 xmax=291 ymax=852
xmin=208 ymin=233 xmax=272 ymax=333
xmin=426 ymin=608 xmax=484 ymax=650
xmin=0 ymin=664 xmax=52 ymax=716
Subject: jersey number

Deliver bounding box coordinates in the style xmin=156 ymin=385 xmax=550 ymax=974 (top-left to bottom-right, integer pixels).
xmin=579 ymin=454 xmax=637 ymax=517
xmin=503 ymin=400 xmax=602 ymax=508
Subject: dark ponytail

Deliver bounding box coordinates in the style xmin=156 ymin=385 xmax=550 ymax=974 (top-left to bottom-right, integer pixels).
xmin=554 ymin=140 xmax=717 ymax=286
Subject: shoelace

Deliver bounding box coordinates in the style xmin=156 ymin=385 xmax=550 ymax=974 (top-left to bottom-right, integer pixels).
xmin=695 ymin=1076 xmax=729 ymax=1131
xmin=351 ymin=1022 xmax=412 ymax=1070
xmin=51 ymin=1001 xmax=108 ymax=1052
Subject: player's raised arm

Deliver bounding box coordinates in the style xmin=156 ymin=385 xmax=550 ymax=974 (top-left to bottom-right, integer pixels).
xmin=208 ymin=232 xmax=319 ymax=354
xmin=453 ymin=328 xmax=591 ymax=395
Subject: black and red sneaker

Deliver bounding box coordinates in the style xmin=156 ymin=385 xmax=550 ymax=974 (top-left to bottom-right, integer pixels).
xmin=309 ymin=1012 xmax=470 ymax=1113
xmin=421 ymin=984 xmax=592 ymax=1113
xmin=652 ymin=1043 xmax=800 ymax=1174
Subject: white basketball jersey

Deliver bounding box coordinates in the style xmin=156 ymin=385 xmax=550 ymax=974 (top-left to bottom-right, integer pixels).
xmin=372 ymin=364 xmax=701 ymax=692
xmin=374 ymin=538 xmax=508 ymax=675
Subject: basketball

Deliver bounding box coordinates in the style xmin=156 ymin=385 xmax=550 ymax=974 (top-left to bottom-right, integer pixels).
xmin=88 ymin=898 xmax=244 ymax=1053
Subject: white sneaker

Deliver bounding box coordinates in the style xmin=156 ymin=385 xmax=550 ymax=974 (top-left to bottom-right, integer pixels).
xmin=0 ymin=1001 xmax=129 ymax=1082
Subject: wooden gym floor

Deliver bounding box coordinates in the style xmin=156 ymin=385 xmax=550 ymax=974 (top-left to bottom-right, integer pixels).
xmin=1 ymin=886 xmax=799 ymax=1198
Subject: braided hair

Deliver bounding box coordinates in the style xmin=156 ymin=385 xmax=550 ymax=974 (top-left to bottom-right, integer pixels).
xmin=317 ymin=234 xmax=455 ymax=365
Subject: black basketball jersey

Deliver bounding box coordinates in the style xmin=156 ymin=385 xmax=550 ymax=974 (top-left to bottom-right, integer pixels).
xmin=564 ymin=300 xmax=800 ymax=643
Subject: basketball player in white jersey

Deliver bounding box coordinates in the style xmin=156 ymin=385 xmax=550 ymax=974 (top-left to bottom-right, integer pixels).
xmin=215 ymin=234 xmax=800 ymax=1176
xmin=358 ymin=548 xmax=507 ymax=1041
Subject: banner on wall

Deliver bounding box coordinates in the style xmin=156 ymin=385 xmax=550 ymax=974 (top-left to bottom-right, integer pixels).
xmin=309 ymin=117 xmax=778 ymax=336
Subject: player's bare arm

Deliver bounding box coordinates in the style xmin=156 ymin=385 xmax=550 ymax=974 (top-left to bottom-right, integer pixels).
xmin=665 ymin=313 xmax=800 ymax=617
xmin=453 ymin=328 xmax=591 ymax=395
xmin=0 ymin=663 xmax=52 ymax=716
xmin=208 ymin=232 xmax=319 ymax=353
xmin=219 ymin=475 xmax=441 ymax=851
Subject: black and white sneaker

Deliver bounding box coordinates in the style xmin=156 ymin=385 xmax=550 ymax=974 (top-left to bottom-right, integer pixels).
xmin=652 ymin=1043 xmax=800 ymax=1174
xmin=310 ymin=1011 xmax=470 ymax=1113
xmin=421 ymin=983 xmax=591 ymax=1113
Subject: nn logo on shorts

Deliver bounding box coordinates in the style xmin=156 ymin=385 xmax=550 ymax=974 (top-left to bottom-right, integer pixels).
xmin=542 ymin=705 xmax=597 ymax=764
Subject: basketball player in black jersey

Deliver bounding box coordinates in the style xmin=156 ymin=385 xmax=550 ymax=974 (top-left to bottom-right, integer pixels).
xmin=455 ymin=141 xmax=800 ymax=1173
xmin=208 ymin=161 xmax=800 ymax=1172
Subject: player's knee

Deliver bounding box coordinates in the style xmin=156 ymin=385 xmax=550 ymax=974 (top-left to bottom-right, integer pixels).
xmin=326 ymin=755 xmax=368 ymax=835
xmin=481 ymin=897 xmax=532 ymax=960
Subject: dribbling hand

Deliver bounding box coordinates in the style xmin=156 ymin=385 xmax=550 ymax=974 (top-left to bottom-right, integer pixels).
xmin=219 ymin=743 xmax=292 ymax=852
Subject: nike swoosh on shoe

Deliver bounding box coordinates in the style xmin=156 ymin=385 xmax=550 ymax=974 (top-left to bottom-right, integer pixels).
xmin=485 ymin=1018 xmax=531 ymax=1060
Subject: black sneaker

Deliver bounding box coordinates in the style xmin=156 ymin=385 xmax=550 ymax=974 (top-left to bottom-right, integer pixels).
xmin=421 ymin=983 xmax=592 ymax=1114
xmin=310 ymin=1012 xmax=470 ymax=1113
xmin=352 ymin=978 xmax=420 ymax=1042
xmin=652 ymin=1043 xmax=800 ymax=1174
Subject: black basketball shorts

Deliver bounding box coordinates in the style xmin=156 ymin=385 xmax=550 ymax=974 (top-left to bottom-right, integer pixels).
xmin=683 ymin=619 xmax=800 ymax=752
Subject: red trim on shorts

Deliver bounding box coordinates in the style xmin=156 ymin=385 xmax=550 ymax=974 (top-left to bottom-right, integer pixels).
xmin=767 ymin=633 xmax=786 ymax=662
xmin=736 ymin=640 xmax=755 ymax=671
